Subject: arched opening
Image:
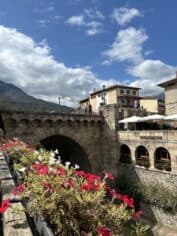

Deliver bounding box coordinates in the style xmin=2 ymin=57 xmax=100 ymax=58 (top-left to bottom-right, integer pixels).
xmin=154 ymin=147 xmax=171 ymax=171
xmin=119 ymin=144 xmax=131 ymax=164
xmin=33 ymin=119 xmax=42 ymax=128
xmin=135 ymin=146 xmax=150 ymax=168
xmin=5 ymin=118 xmax=17 ymax=130
xmin=40 ymin=135 xmax=91 ymax=172
xmin=19 ymin=119 xmax=30 ymax=129
xmin=45 ymin=119 xmax=53 ymax=128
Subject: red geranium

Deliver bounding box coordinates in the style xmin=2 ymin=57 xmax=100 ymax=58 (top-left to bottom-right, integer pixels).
xmin=56 ymin=167 xmax=66 ymax=176
xmin=0 ymin=198 xmax=10 ymax=214
xmin=32 ymin=164 xmax=49 ymax=176
xmin=12 ymin=184 xmax=25 ymax=196
xmin=97 ymin=226 xmax=112 ymax=236
xmin=132 ymin=210 xmax=143 ymax=220
xmin=103 ymin=171 xmax=115 ymax=180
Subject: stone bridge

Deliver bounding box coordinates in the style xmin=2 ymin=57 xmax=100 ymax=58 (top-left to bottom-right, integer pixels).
xmin=0 ymin=108 xmax=118 ymax=175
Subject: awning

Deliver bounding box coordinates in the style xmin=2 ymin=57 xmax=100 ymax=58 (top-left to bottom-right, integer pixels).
xmin=140 ymin=114 xmax=165 ymax=121
xmin=164 ymin=114 xmax=177 ymax=120
xmin=119 ymin=116 xmax=144 ymax=123
xmin=119 ymin=114 xmax=165 ymax=123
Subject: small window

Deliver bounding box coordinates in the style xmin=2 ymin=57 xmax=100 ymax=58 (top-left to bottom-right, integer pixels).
xmin=120 ymin=89 xmax=124 ymax=94
xmin=133 ymin=91 xmax=136 ymax=95
xmin=126 ymin=90 xmax=130 ymax=94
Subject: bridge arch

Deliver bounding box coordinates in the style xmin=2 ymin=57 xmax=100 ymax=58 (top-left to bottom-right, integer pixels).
xmin=119 ymin=144 xmax=132 ymax=164
xmin=154 ymin=147 xmax=171 ymax=171
xmin=135 ymin=145 xmax=150 ymax=168
xmin=40 ymin=135 xmax=91 ymax=172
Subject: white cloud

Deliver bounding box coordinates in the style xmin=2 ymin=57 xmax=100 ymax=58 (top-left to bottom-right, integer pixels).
xmin=84 ymin=9 xmax=104 ymax=20
xmin=65 ymin=15 xmax=85 ymax=26
xmin=65 ymin=9 xmax=104 ymax=36
xmin=86 ymin=21 xmax=102 ymax=35
xmin=103 ymin=27 xmax=148 ymax=64
xmin=0 ymin=25 xmax=115 ymax=107
xmin=112 ymin=7 xmax=142 ymax=26
xmin=38 ymin=19 xmax=50 ymax=28
xmin=128 ymin=60 xmax=177 ymax=95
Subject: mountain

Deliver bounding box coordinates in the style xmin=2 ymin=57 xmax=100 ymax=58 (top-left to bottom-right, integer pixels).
xmin=0 ymin=80 xmax=72 ymax=113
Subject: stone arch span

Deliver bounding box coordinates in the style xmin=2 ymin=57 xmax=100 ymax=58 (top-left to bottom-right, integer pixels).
xmin=40 ymin=135 xmax=91 ymax=172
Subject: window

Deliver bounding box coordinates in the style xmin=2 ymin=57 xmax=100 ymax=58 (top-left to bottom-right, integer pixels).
xmin=120 ymin=89 xmax=124 ymax=94
xmin=133 ymin=90 xmax=136 ymax=95
xmin=126 ymin=90 xmax=130 ymax=95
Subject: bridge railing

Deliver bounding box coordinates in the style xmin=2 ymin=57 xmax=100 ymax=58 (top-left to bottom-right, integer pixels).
xmin=0 ymin=101 xmax=101 ymax=117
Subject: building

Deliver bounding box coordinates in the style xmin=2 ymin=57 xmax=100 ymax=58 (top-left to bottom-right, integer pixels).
xmin=80 ymin=84 xmax=141 ymax=113
xmin=79 ymin=97 xmax=89 ymax=111
xmin=140 ymin=96 xmax=165 ymax=114
xmin=158 ymin=73 xmax=177 ymax=115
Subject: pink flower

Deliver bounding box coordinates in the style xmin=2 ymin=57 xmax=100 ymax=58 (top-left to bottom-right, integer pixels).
xmin=12 ymin=184 xmax=25 ymax=196
xmin=42 ymin=182 xmax=53 ymax=192
xmin=122 ymin=195 xmax=134 ymax=208
xmin=56 ymin=167 xmax=66 ymax=176
xmin=97 ymin=226 xmax=112 ymax=236
xmin=132 ymin=210 xmax=143 ymax=220
xmin=32 ymin=164 xmax=49 ymax=176
xmin=103 ymin=171 xmax=115 ymax=180
xmin=62 ymin=178 xmax=74 ymax=189
xmin=74 ymin=170 xmax=86 ymax=177
xmin=0 ymin=198 xmax=10 ymax=214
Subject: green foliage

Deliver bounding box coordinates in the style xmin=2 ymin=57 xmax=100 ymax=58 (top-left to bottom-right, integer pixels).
xmin=2 ymin=139 xmax=149 ymax=236
xmin=116 ymin=175 xmax=177 ymax=212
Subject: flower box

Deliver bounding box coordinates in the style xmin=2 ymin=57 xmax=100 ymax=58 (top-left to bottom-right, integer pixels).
xmin=33 ymin=215 xmax=54 ymax=236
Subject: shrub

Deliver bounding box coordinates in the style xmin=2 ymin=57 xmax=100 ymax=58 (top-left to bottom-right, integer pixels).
xmin=1 ymin=139 xmax=149 ymax=235
xmin=116 ymin=175 xmax=177 ymax=212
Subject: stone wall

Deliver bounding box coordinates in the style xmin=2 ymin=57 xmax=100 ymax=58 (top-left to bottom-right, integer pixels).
xmin=118 ymin=130 xmax=177 ymax=173
xmin=117 ymin=163 xmax=177 ymax=191
xmin=1 ymin=110 xmax=118 ymax=176
xmin=141 ymin=202 xmax=177 ymax=231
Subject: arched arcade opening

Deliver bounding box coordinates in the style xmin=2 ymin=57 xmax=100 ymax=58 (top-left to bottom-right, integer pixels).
xmin=154 ymin=147 xmax=171 ymax=171
xmin=135 ymin=145 xmax=150 ymax=168
xmin=119 ymin=144 xmax=132 ymax=164
xmin=40 ymin=135 xmax=91 ymax=172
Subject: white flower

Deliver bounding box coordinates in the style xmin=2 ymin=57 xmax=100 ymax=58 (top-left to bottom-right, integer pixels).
xmin=19 ymin=167 xmax=26 ymax=172
xmin=54 ymin=149 xmax=59 ymax=154
xmin=65 ymin=161 xmax=71 ymax=166
xmin=50 ymin=152 xmax=55 ymax=159
xmin=74 ymin=164 xmax=80 ymax=169
xmin=37 ymin=155 xmax=43 ymax=161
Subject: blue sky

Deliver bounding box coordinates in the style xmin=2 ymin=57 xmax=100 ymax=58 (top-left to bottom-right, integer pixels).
xmin=0 ymin=0 xmax=176 ymax=106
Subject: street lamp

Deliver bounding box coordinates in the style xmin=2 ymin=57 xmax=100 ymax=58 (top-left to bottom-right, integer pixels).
xmin=58 ymin=97 xmax=61 ymax=105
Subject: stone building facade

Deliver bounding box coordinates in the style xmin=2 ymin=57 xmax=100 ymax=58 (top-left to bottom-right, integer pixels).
xmin=158 ymin=74 xmax=177 ymax=115
xmin=118 ymin=130 xmax=177 ymax=173
xmin=79 ymin=84 xmax=141 ymax=113
xmin=140 ymin=96 xmax=165 ymax=114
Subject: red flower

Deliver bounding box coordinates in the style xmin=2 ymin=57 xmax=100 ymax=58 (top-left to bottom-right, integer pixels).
xmin=132 ymin=210 xmax=143 ymax=220
xmin=0 ymin=198 xmax=10 ymax=214
xmin=74 ymin=170 xmax=86 ymax=177
xmin=62 ymin=178 xmax=74 ymax=189
xmin=56 ymin=167 xmax=66 ymax=176
xmin=42 ymin=182 xmax=53 ymax=192
xmin=103 ymin=171 xmax=115 ymax=180
xmin=32 ymin=164 xmax=49 ymax=176
xmin=122 ymin=195 xmax=134 ymax=208
xmin=97 ymin=226 xmax=112 ymax=236
xmin=12 ymin=184 xmax=25 ymax=196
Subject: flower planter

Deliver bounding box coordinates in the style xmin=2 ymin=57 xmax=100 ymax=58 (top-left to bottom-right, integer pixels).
xmin=33 ymin=215 xmax=54 ymax=236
